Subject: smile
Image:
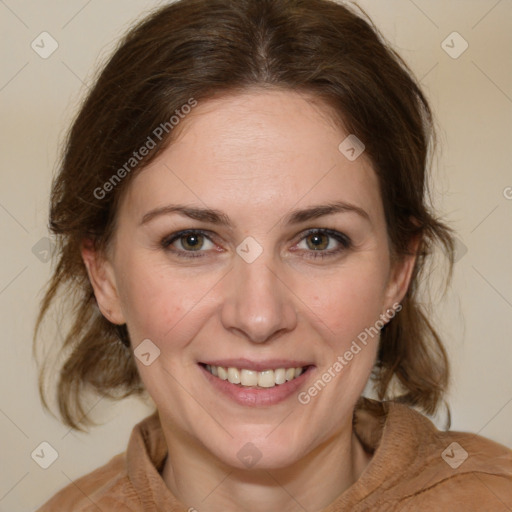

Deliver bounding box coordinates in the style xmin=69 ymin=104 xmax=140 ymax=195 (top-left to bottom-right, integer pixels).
xmin=198 ymin=361 xmax=315 ymax=406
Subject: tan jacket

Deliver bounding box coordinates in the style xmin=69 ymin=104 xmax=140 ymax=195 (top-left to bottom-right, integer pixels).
xmin=36 ymin=398 xmax=512 ymax=511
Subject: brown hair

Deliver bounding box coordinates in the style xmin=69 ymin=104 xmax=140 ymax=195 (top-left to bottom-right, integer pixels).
xmin=35 ymin=0 xmax=455 ymax=430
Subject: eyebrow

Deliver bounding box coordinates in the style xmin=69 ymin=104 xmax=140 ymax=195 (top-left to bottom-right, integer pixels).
xmin=140 ymin=200 xmax=370 ymax=227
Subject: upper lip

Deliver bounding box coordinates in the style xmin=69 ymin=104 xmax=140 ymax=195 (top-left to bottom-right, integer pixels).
xmin=200 ymin=358 xmax=314 ymax=372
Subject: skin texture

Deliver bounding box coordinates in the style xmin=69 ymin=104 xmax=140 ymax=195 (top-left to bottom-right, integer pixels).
xmin=82 ymin=89 xmax=417 ymax=512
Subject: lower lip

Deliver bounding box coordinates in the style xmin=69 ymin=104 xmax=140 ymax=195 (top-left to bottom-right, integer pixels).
xmin=199 ymin=364 xmax=314 ymax=406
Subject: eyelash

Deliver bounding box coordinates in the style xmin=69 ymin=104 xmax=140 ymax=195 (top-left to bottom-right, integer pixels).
xmin=160 ymin=228 xmax=352 ymax=260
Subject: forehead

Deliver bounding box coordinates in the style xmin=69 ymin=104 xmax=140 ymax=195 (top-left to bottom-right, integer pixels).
xmin=120 ymin=89 xmax=383 ymax=227
xmin=170 ymin=88 xmax=352 ymax=175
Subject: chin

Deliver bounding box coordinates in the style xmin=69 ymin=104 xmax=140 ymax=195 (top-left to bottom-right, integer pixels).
xmin=203 ymin=427 xmax=314 ymax=471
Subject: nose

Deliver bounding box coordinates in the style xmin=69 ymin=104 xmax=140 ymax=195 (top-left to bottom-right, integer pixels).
xmin=220 ymin=250 xmax=298 ymax=344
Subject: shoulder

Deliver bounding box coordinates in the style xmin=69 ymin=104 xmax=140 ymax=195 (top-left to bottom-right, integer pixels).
xmin=34 ymin=412 xmax=167 ymax=511
xmin=409 ymin=430 xmax=512 ymax=508
xmin=386 ymin=401 xmax=512 ymax=508
xmin=354 ymin=399 xmax=512 ymax=508
xmin=35 ymin=451 xmax=140 ymax=511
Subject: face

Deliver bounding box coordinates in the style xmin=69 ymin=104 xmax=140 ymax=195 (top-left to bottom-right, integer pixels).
xmin=84 ymin=89 xmax=414 ymax=470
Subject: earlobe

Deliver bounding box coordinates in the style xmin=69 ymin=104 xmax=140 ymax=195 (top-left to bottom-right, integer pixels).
xmin=81 ymin=239 xmax=125 ymax=325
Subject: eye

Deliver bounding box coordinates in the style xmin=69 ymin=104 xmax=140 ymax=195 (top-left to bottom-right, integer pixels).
xmin=161 ymin=228 xmax=352 ymax=260
xmin=294 ymin=229 xmax=352 ymax=259
xmin=161 ymin=229 xmax=216 ymax=258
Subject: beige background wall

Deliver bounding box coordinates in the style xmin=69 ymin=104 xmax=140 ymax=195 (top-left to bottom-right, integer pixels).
xmin=0 ymin=1 xmax=511 ymax=510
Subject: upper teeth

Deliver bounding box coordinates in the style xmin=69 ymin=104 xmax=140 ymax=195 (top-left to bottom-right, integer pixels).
xmin=205 ymin=365 xmax=304 ymax=388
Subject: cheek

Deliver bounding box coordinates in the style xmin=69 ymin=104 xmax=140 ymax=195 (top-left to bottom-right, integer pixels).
xmin=308 ymin=263 xmax=389 ymax=342
xmin=115 ymin=257 xmax=217 ymax=345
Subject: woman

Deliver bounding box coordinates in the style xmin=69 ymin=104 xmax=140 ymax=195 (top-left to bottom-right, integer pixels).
xmin=34 ymin=0 xmax=512 ymax=510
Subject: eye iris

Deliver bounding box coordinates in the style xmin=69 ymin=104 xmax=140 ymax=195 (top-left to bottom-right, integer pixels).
xmin=307 ymin=233 xmax=328 ymax=250
xmin=182 ymin=233 xmax=203 ymax=251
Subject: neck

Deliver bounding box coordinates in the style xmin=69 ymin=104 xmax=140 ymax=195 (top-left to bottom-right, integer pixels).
xmin=161 ymin=417 xmax=372 ymax=512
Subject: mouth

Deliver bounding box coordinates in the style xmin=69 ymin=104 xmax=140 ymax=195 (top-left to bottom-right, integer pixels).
xmin=198 ymin=360 xmax=315 ymax=406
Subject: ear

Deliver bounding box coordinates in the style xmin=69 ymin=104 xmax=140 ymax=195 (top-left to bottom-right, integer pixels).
xmin=81 ymin=239 xmax=125 ymax=325
xmin=382 ymin=234 xmax=421 ymax=311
